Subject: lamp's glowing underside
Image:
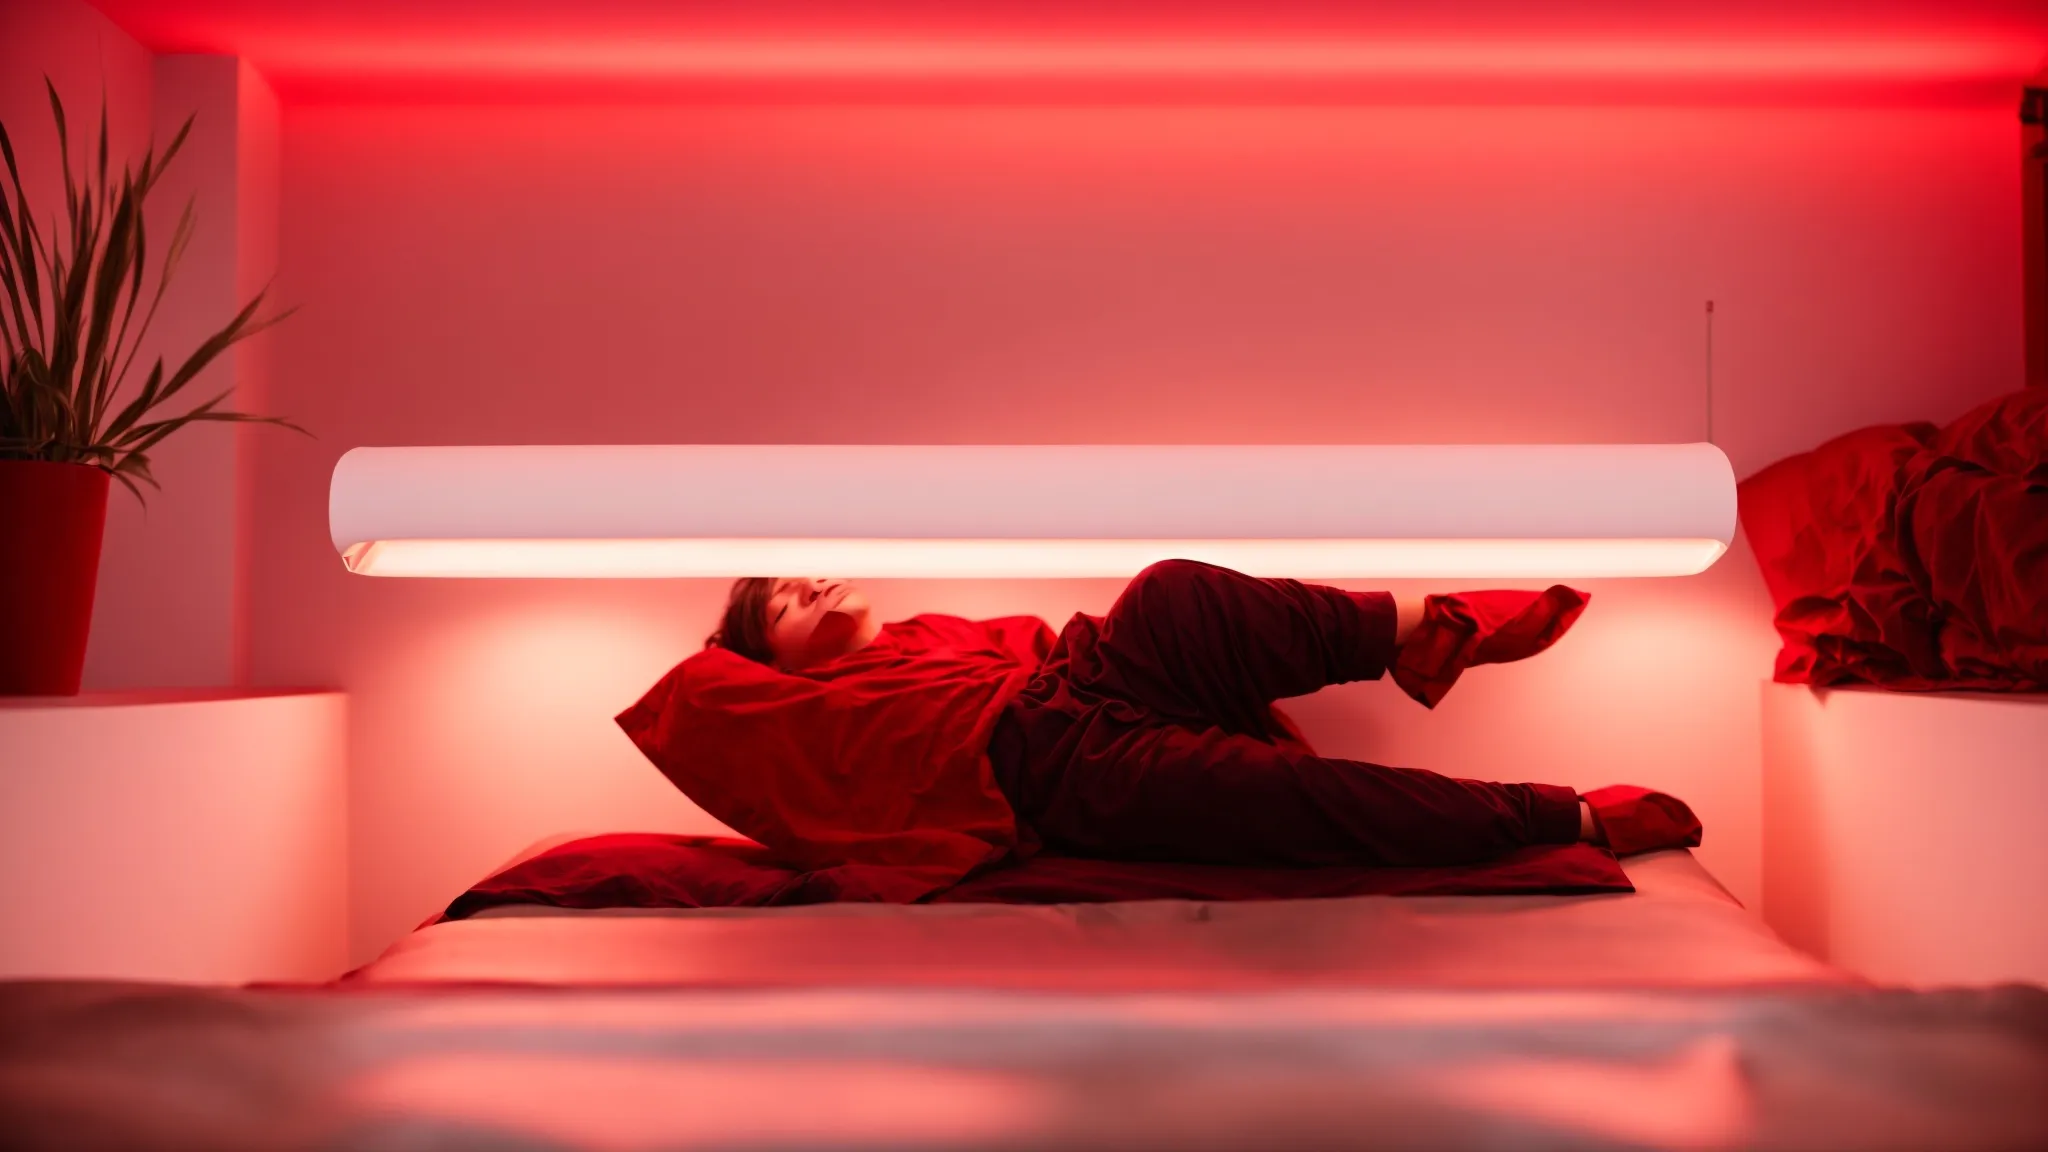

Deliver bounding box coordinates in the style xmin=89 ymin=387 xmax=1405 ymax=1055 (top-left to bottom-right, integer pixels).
xmin=342 ymin=537 xmax=1727 ymax=579
xmin=330 ymin=444 xmax=1736 ymax=579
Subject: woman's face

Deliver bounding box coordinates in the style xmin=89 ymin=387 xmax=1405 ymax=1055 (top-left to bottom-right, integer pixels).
xmin=764 ymin=577 xmax=873 ymax=670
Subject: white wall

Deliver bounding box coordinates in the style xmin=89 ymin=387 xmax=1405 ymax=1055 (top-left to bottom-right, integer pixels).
xmin=96 ymin=55 xmax=283 ymax=688
xmin=247 ymin=102 xmax=2023 ymax=961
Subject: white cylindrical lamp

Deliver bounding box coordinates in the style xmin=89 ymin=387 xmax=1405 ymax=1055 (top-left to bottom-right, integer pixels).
xmin=329 ymin=443 xmax=1735 ymax=579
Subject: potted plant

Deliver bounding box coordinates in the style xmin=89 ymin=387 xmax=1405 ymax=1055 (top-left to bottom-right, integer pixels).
xmin=1 ymin=82 xmax=297 ymax=695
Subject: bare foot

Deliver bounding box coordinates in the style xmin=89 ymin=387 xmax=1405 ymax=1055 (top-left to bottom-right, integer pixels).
xmin=1394 ymin=593 xmax=1426 ymax=646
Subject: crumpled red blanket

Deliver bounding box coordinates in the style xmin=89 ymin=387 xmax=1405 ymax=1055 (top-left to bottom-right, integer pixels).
xmin=438 ymin=833 xmax=1634 ymax=921
xmin=1739 ymin=389 xmax=2048 ymax=690
xmin=1391 ymin=586 xmax=1591 ymax=708
xmin=616 ymin=615 xmax=1053 ymax=902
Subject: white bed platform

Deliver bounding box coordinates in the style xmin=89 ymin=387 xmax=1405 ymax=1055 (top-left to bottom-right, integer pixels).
xmin=357 ymin=850 xmax=1841 ymax=991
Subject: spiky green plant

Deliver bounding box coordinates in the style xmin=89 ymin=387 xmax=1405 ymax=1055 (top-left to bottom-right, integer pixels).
xmin=0 ymin=81 xmax=300 ymax=500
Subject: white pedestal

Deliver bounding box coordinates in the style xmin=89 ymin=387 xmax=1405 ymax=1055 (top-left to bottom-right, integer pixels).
xmin=1762 ymin=683 xmax=2048 ymax=987
xmin=0 ymin=689 xmax=347 ymax=983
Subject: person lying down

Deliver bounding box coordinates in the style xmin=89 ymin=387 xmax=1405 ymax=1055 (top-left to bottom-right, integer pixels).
xmin=617 ymin=559 xmax=1701 ymax=901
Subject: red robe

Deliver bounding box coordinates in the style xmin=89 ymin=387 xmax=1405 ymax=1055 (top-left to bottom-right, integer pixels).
xmin=622 ymin=561 xmax=1662 ymax=901
xmin=993 ymin=561 xmax=1587 ymax=868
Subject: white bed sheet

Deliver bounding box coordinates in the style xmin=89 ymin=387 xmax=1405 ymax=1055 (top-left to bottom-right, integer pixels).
xmin=354 ymin=850 xmax=1843 ymax=990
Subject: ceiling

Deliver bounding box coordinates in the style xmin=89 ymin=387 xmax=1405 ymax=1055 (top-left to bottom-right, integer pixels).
xmin=85 ymin=0 xmax=2048 ymax=103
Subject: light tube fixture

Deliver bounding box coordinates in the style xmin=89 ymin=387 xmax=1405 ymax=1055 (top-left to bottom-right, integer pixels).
xmin=329 ymin=444 xmax=1735 ymax=579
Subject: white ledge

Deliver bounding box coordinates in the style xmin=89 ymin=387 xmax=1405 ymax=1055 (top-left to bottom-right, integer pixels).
xmin=1762 ymin=683 xmax=2048 ymax=987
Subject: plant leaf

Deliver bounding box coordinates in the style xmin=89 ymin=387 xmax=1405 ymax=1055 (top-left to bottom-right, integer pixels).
xmin=0 ymin=119 xmax=20 ymax=193
xmin=79 ymin=176 xmax=139 ymax=437
xmin=109 ymin=465 xmax=145 ymax=502
xmin=95 ymin=91 xmax=108 ymax=202
xmin=5 ymin=186 xmax=42 ymax=335
xmin=115 ymin=393 xmax=232 ymax=456
xmin=114 ymin=388 xmax=232 ymax=451
xmin=153 ymin=290 xmax=270 ymax=406
xmin=109 ymin=198 xmax=191 ymax=393
xmin=141 ymin=116 xmax=194 ymax=200
xmin=46 ymin=193 xmax=101 ymax=427
xmin=45 ymin=80 xmax=76 ymax=228
xmin=108 ymin=449 xmax=156 ymax=502
xmin=2 ymin=90 xmax=300 ymax=493
xmin=14 ymin=349 xmax=75 ymax=434
xmin=99 ymin=357 xmax=163 ymax=443
xmin=0 ymin=230 xmax=33 ymax=356
xmin=106 ymin=172 xmax=148 ymax=402
xmin=0 ymin=119 xmax=29 ymax=337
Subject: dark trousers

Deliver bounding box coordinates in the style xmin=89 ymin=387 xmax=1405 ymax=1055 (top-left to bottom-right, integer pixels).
xmin=990 ymin=560 xmax=1582 ymax=867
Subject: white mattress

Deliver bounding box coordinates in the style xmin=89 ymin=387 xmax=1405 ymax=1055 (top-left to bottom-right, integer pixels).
xmin=354 ymin=850 xmax=1844 ymax=990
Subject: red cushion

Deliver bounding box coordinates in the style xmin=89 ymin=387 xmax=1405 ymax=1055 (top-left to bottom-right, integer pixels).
xmin=1738 ymin=390 xmax=2048 ymax=691
xmin=443 ymin=834 xmax=803 ymax=921
xmin=440 ymin=834 xmax=1633 ymax=921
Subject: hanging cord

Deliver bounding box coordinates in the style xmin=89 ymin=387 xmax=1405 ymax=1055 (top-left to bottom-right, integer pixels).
xmin=1704 ymin=300 xmax=1716 ymax=445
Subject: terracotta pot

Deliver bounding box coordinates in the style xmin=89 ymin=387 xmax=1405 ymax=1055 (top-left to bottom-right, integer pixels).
xmin=0 ymin=460 xmax=110 ymax=695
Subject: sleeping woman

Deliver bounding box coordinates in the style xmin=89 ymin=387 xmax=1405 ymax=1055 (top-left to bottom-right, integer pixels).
xmin=679 ymin=559 xmax=1618 ymax=875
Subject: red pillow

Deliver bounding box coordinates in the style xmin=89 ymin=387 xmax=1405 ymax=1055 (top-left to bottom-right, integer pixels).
xmin=443 ymin=834 xmax=803 ymax=921
xmin=439 ymin=834 xmax=1634 ymax=920
xmin=615 ymin=617 xmax=1045 ymax=901
xmin=1738 ymin=423 xmax=1941 ymax=686
xmin=1739 ymin=390 xmax=2048 ymax=690
xmin=1905 ymin=391 xmax=2048 ymax=685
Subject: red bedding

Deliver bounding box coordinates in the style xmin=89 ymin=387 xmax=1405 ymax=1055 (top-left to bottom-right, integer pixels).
xmin=1738 ymin=389 xmax=2048 ymax=691
xmin=440 ymin=834 xmax=1632 ymax=922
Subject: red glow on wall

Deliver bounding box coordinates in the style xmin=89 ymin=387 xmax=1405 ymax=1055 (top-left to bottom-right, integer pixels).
xmin=84 ymin=0 xmax=2048 ymax=105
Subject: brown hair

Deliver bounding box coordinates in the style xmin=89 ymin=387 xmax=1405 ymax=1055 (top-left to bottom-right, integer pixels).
xmin=704 ymin=577 xmax=777 ymax=665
